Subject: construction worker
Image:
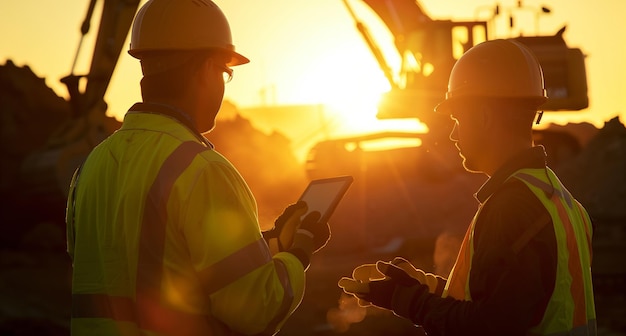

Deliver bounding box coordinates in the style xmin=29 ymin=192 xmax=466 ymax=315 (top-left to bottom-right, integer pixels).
xmin=65 ymin=0 xmax=330 ymax=335
xmin=339 ymin=39 xmax=596 ymax=335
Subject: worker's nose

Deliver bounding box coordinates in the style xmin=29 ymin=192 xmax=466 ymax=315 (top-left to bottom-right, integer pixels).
xmin=449 ymin=123 xmax=459 ymax=142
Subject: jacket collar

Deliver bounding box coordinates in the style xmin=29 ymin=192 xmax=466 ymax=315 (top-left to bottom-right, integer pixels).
xmin=475 ymin=146 xmax=547 ymax=203
xmin=126 ymin=102 xmax=213 ymax=148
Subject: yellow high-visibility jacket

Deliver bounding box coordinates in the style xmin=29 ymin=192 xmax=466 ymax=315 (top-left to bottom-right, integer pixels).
xmin=66 ymin=109 xmax=306 ymax=336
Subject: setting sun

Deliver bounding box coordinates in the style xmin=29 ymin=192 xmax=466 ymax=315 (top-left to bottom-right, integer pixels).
xmin=221 ymin=0 xmax=431 ymax=154
xmin=292 ymin=44 xmax=427 ymax=138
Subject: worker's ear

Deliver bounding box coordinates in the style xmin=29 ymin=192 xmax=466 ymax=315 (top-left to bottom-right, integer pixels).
xmin=196 ymin=57 xmax=214 ymax=86
xmin=477 ymin=103 xmax=493 ymax=130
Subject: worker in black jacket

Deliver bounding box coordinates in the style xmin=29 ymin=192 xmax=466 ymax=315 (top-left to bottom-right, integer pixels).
xmin=339 ymin=39 xmax=596 ymax=336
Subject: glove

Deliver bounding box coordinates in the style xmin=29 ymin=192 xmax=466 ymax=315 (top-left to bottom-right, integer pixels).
xmin=263 ymin=202 xmax=308 ymax=255
xmin=338 ymin=260 xmax=421 ymax=310
xmin=338 ymin=262 xmax=384 ymax=306
xmin=287 ymin=210 xmax=327 ymax=269
xmin=298 ymin=209 xmax=329 ymax=253
xmin=389 ymin=257 xmax=443 ymax=294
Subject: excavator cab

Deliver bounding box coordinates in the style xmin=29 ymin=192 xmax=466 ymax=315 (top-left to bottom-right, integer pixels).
xmin=377 ymin=19 xmax=488 ymax=140
xmin=379 ymin=21 xmax=487 ymax=117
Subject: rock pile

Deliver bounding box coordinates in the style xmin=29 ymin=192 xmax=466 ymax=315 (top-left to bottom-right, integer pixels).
xmin=557 ymin=116 xmax=626 ymax=220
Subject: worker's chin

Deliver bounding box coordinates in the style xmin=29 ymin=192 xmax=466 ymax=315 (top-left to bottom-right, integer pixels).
xmin=457 ymin=150 xmax=475 ymax=172
xmin=461 ymin=157 xmax=481 ymax=174
xmin=199 ymin=121 xmax=216 ymax=134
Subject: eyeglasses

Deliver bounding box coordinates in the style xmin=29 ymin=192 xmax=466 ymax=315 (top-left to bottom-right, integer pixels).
xmin=214 ymin=63 xmax=233 ymax=84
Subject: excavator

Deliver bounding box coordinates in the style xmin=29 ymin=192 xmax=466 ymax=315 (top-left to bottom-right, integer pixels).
xmin=0 ymin=0 xmax=141 ymax=245
xmin=306 ymin=0 xmax=589 ymax=179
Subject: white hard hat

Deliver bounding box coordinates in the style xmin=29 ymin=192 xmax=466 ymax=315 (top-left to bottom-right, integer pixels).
xmin=435 ymin=39 xmax=547 ymax=113
xmin=128 ymin=0 xmax=249 ymax=66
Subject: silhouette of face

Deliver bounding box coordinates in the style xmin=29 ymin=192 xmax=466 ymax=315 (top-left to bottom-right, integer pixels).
xmin=198 ymin=58 xmax=229 ymax=133
xmin=449 ymin=103 xmax=489 ymax=173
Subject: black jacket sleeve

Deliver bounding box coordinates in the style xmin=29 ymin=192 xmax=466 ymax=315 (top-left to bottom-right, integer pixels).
xmin=391 ymin=180 xmax=557 ymax=336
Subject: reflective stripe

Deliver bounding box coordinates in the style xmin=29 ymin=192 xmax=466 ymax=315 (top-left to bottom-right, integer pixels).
xmin=198 ymin=238 xmax=272 ymax=295
xmin=195 ymin=241 xmax=297 ymax=335
xmin=134 ymin=141 xmax=223 ymax=335
xmin=442 ymin=211 xmax=476 ymax=300
xmin=516 ymin=171 xmax=573 ymax=208
xmin=72 ymin=293 xmax=234 ymax=335
xmin=262 ymin=259 xmax=295 ymax=335
xmin=575 ymin=202 xmax=593 ymax=261
xmin=136 ymin=141 xmax=206 ymax=299
xmin=553 ymin=195 xmax=586 ymax=327
xmin=72 ymin=294 xmax=136 ymax=322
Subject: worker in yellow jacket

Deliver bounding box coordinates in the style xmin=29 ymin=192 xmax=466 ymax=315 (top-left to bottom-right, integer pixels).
xmin=65 ymin=1 xmax=330 ymax=335
xmin=339 ymin=39 xmax=596 ymax=335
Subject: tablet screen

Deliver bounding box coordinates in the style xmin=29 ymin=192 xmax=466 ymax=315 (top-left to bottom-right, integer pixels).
xmin=298 ymin=176 xmax=353 ymax=223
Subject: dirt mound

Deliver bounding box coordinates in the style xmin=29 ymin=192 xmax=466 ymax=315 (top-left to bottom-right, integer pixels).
xmin=0 ymin=60 xmax=71 ymax=157
xmin=557 ymin=116 xmax=626 ymax=219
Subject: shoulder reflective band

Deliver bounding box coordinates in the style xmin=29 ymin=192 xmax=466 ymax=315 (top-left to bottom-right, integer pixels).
xmin=515 ymin=171 xmax=573 ymax=208
xmin=136 ymin=141 xmax=206 ymax=299
xmin=134 ymin=141 xmax=216 ymax=335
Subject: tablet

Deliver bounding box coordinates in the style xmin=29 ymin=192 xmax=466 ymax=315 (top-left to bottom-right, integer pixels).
xmin=298 ymin=176 xmax=353 ymax=223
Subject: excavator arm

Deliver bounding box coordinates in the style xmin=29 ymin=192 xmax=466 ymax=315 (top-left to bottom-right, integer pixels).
xmin=0 ymin=0 xmax=141 ymax=232
xmin=64 ymin=0 xmax=142 ymax=117
xmin=342 ymin=0 xmax=396 ymax=88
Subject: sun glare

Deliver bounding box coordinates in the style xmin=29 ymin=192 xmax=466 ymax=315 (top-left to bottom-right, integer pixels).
xmin=285 ymin=31 xmax=427 ymax=143
xmin=296 ymin=55 xmax=428 ymax=140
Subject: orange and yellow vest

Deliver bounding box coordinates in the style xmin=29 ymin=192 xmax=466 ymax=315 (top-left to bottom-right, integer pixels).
xmin=443 ymin=167 xmax=596 ymax=335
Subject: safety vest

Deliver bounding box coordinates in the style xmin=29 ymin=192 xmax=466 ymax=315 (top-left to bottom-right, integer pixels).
xmin=66 ymin=112 xmax=305 ymax=336
xmin=442 ymin=167 xmax=596 ymax=335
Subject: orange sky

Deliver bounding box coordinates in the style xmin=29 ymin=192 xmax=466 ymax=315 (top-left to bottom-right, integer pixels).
xmin=2 ymin=0 xmax=625 ymax=140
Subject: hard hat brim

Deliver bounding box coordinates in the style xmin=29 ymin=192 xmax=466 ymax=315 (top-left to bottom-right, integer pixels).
xmin=434 ymin=95 xmax=549 ymax=114
xmin=129 ymin=47 xmax=250 ymax=67
xmin=229 ymin=51 xmax=249 ymax=66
